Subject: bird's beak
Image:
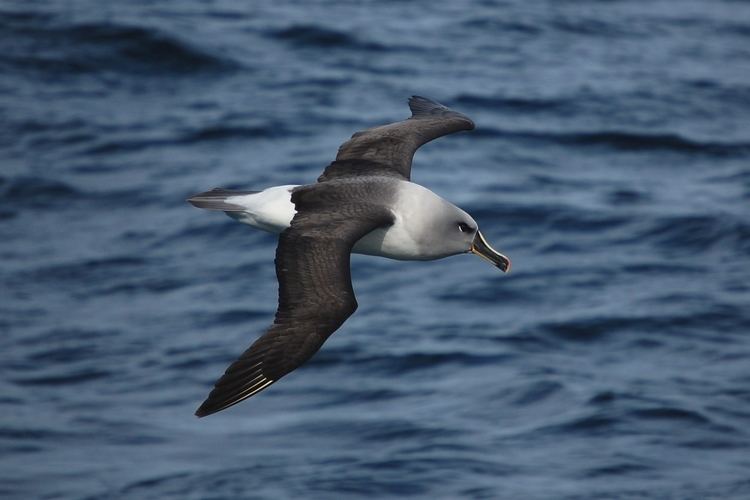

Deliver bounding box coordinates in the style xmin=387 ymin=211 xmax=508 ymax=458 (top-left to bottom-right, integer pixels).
xmin=470 ymin=231 xmax=511 ymax=272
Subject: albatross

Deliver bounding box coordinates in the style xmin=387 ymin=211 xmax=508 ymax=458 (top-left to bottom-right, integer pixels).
xmin=188 ymin=96 xmax=510 ymax=417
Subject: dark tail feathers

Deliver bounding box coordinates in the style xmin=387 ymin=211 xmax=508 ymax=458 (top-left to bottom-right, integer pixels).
xmin=187 ymin=188 xmax=259 ymax=211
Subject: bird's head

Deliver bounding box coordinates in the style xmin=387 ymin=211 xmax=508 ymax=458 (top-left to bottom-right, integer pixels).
xmin=420 ymin=200 xmax=510 ymax=272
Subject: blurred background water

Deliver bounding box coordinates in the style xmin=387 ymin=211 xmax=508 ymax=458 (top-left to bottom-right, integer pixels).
xmin=1 ymin=0 xmax=749 ymax=498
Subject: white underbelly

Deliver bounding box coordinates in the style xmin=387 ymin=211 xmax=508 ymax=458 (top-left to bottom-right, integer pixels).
xmin=352 ymin=225 xmax=422 ymax=260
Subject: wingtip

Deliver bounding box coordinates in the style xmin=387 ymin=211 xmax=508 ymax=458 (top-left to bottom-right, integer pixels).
xmin=407 ymin=95 xmax=475 ymax=130
xmin=408 ymin=95 xmax=443 ymax=115
xmin=409 ymin=94 xmax=434 ymax=101
xmin=195 ymin=398 xmax=223 ymax=418
xmin=194 ymin=406 xmax=210 ymax=418
xmin=193 ymin=375 xmax=277 ymax=418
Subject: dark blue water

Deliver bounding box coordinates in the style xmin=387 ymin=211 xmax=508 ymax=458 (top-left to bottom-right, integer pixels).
xmin=2 ymin=0 xmax=749 ymax=498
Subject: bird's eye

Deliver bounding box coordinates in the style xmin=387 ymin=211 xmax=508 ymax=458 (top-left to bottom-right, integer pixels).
xmin=458 ymin=222 xmax=472 ymax=233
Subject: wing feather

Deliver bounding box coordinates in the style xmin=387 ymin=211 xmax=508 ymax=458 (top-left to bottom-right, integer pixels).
xmin=318 ymin=95 xmax=474 ymax=182
xmin=195 ymin=183 xmax=394 ymax=417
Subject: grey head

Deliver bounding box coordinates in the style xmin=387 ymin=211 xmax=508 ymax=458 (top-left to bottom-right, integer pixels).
xmin=408 ymin=190 xmax=511 ymax=272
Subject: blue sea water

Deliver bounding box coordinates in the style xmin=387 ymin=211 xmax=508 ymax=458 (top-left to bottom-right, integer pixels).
xmin=1 ymin=0 xmax=749 ymax=498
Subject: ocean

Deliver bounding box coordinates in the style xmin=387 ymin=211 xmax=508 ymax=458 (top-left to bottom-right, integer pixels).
xmin=1 ymin=0 xmax=749 ymax=498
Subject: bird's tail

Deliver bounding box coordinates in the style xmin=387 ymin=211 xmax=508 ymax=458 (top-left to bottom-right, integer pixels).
xmin=187 ymin=188 xmax=260 ymax=211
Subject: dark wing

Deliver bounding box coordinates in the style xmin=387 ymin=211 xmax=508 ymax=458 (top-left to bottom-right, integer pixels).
xmin=318 ymin=95 xmax=475 ymax=182
xmin=195 ymin=183 xmax=394 ymax=417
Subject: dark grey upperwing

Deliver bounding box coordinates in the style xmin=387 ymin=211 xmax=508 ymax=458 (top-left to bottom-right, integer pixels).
xmin=195 ymin=182 xmax=394 ymax=417
xmin=318 ymin=95 xmax=475 ymax=183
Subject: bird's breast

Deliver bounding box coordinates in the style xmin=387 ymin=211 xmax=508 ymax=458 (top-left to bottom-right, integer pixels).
xmin=352 ymin=222 xmax=423 ymax=260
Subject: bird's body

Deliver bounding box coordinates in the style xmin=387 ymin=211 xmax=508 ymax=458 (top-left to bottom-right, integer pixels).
xmin=193 ymin=179 xmax=478 ymax=261
xmin=188 ymin=96 xmax=510 ymax=417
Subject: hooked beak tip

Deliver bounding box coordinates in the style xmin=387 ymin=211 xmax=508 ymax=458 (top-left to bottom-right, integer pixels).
xmin=471 ymin=231 xmax=511 ymax=273
xmin=501 ymin=258 xmax=512 ymax=273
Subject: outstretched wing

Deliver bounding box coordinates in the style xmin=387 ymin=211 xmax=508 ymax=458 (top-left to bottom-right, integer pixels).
xmin=195 ymin=183 xmax=394 ymax=417
xmin=318 ymin=95 xmax=475 ymax=182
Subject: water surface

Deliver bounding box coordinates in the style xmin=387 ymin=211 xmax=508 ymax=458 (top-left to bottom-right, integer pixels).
xmin=1 ymin=1 xmax=749 ymax=498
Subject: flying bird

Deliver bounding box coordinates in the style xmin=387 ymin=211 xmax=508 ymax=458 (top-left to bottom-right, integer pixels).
xmin=188 ymin=96 xmax=510 ymax=417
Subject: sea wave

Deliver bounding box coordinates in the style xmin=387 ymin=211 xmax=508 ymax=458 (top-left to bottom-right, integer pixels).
xmin=3 ymin=1 xmax=750 ymax=498
xmin=473 ymin=128 xmax=750 ymax=156
xmin=0 ymin=18 xmax=235 ymax=75
xmin=267 ymin=24 xmax=388 ymax=51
